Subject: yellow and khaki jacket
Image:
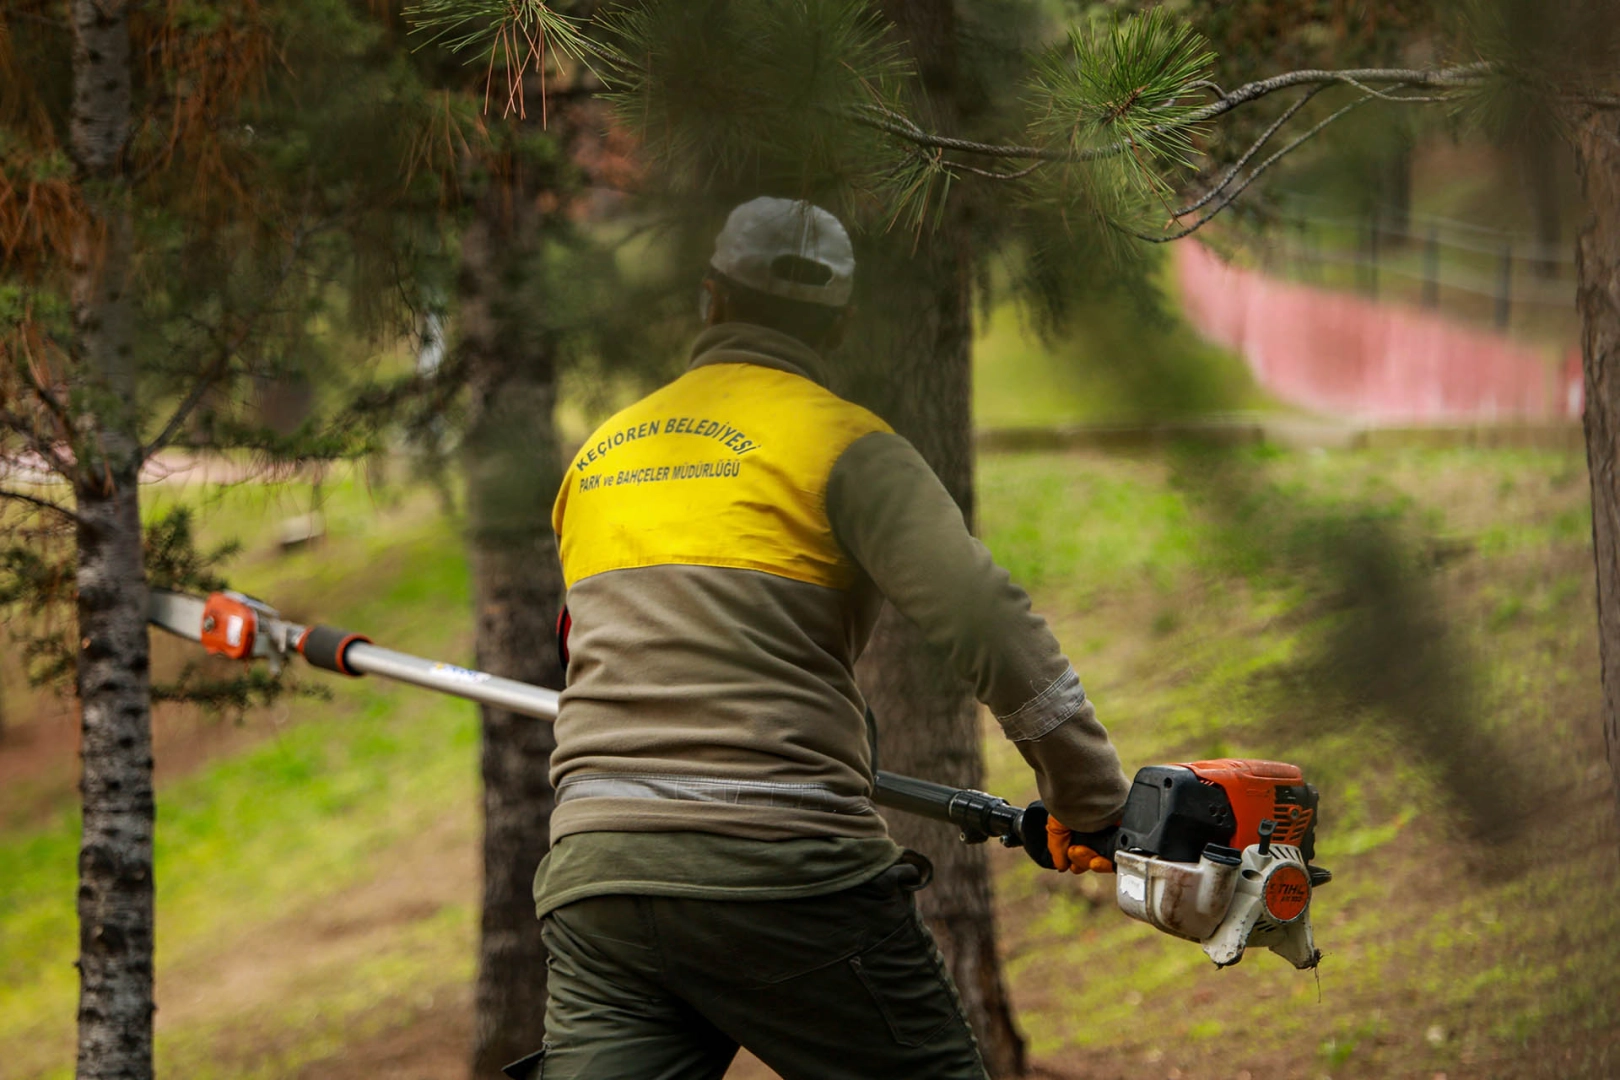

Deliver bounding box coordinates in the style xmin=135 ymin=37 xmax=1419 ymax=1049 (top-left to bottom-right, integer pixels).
xmin=549 ymin=322 xmax=1128 ymax=847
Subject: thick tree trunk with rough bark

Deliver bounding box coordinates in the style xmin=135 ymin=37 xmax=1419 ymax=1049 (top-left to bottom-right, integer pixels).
xmin=847 ymin=235 xmax=1026 ymax=1080
xmin=1572 ymin=107 xmax=1620 ymax=852
xmin=459 ymin=195 xmax=565 ymax=1077
xmin=837 ymin=4 xmax=1026 ymax=1075
xmin=67 ymin=3 xmax=155 ymax=1078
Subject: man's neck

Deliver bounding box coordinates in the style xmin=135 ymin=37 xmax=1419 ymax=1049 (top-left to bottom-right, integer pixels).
xmin=687 ymin=322 xmax=831 ymax=388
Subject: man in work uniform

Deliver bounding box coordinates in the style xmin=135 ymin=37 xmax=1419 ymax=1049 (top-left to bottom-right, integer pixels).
xmin=527 ymin=197 xmax=1130 ymax=1080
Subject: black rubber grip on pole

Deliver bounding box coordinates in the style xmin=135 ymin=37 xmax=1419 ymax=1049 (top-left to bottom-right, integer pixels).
xmin=299 ymin=625 xmax=371 ymax=676
xmin=1021 ymin=801 xmax=1055 ymax=869
xmin=873 ymin=771 xmax=959 ymax=821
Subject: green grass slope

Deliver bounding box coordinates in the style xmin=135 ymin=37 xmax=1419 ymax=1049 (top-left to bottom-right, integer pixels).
xmin=978 ymin=446 xmax=1617 ymax=1079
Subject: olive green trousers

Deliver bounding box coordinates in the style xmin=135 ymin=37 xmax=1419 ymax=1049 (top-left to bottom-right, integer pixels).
xmin=516 ymin=864 xmax=989 ymax=1080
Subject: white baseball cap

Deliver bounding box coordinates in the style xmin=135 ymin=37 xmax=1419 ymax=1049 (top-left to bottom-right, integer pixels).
xmin=710 ymin=197 xmax=855 ymax=308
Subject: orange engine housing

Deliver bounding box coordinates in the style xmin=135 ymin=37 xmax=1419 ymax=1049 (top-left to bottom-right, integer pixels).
xmin=1179 ymin=759 xmax=1317 ymax=852
xmin=1114 ymin=758 xmax=1319 ymax=863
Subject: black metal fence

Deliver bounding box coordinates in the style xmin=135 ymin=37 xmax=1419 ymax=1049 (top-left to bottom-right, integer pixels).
xmin=1257 ymin=196 xmax=1576 ymax=336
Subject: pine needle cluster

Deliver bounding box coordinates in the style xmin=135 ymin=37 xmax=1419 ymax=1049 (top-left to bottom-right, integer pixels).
xmin=1027 ymin=11 xmax=1214 ymax=179
xmin=600 ymin=0 xmax=911 ymax=209
xmin=405 ymin=0 xmax=602 ymax=121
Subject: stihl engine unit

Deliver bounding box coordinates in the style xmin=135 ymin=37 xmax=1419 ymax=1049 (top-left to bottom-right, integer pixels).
xmin=149 ymin=589 xmax=1330 ymax=971
xmin=1106 ymin=760 xmax=1325 ymax=968
xmin=879 ymin=759 xmax=1328 ymax=969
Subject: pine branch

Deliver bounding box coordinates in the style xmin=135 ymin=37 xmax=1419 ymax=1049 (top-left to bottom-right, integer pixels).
xmin=952 ymin=159 xmax=1046 ymax=181
xmin=404 ymin=0 xmax=604 ymax=120
xmin=1181 ymin=63 xmax=1488 ymax=123
xmin=1559 ymin=90 xmax=1620 ymax=109
xmin=141 ymin=341 xmax=244 ymax=461
xmin=851 ymin=63 xmax=1489 ymax=164
xmin=1130 ymin=92 xmax=1382 ymax=243
xmin=852 ymin=104 xmax=1074 ymax=162
xmin=15 ymin=341 xmax=76 ymax=444
xmin=150 ymin=665 xmax=328 ymax=717
xmin=601 ymin=0 xmax=912 ymax=201
xmin=0 ymin=409 xmax=76 ymax=478
xmin=0 ymin=486 xmax=82 ymax=524
xmin=1174 ymin=85 xmax=1326 ymax=218
xmin=1030 ymin=10 xmax=1216 ymax=178
xmin=141 ymin=213 xmax=325 ymax=460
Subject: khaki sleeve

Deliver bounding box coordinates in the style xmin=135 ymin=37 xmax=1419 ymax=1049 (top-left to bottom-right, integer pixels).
xmin=826 ymin=431 xmax=1129 ymax=831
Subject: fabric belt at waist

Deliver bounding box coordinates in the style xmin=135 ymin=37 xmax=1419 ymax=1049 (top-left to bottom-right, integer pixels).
xmin=555 ymin=773 xmax=876 ymax=816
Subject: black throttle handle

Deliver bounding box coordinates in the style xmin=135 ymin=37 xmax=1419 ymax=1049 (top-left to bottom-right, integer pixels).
xmin=1069 ymin=823 xmax=1122 ymax=863
xmin=1021 ymin=801 xmax=1121 ymax=869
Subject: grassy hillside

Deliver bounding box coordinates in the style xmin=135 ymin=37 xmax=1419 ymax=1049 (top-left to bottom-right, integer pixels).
xmin=975 ymin=447 xmax=1617 ymax=1078
xmin=1 ymin=444 xmax=1615 ymax=1079
xmin=972 ymin=288 xmax=1275 ymax=430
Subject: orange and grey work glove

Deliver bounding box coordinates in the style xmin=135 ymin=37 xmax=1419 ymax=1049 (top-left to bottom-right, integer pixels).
xmin=1046 ymin=815 xmax=1116 ymax=874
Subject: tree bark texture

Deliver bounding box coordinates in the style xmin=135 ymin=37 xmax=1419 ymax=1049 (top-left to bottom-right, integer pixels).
xmin=67 ymin=2 xmax=154 ymax=1078
xmin=838 ymin=4 xmax=1027 ymax=1074
xmin=73 ymin=479 xmax=152 ymax=1080
xmin=459 ymin=192 xmax=566 ymax=1077
xmin=1573 ymin=107 xmax=1620 ymax=854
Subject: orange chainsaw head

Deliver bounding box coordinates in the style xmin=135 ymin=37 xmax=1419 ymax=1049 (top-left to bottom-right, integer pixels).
xmin=200 ymin=592 xmax=258 ymax=660
xmin=1179 ymin=759 xmax=1317 ymax=852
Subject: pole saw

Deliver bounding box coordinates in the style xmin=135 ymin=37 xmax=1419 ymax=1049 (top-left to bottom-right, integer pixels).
xmin=148 ymin=588 xmax=1330 ymax=970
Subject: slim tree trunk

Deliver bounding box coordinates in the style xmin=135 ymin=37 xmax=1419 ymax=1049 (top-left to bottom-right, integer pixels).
xmin=840 ymin=4 xmax=1026 ymax=1074
xmin=1572 ymin=107 xmax=1620 ymax=852
xmin=460 ymin=191 xmax=565 ymax=1077
xmin=73 ymin=475 xmax=152 ymax=1080
xmin=68 ymin=3 xmax=154 ymax=1078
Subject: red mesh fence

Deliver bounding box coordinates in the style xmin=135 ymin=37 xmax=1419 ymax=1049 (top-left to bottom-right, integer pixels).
xmin=1175 ymin=242 xmax=1582 ymax=424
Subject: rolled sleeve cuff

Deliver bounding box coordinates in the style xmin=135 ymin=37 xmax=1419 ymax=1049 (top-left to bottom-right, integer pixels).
xmin=995 ymin=667 xmax=1086 ymax=742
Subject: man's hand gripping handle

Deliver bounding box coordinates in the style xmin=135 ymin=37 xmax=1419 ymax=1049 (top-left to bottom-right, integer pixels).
xmin=1046 ymin=814 xmax=1119 ymax=874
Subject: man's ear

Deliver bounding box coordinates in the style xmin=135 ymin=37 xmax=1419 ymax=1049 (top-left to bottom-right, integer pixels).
xmin=702 ymin=278 xmax=726 ymax=327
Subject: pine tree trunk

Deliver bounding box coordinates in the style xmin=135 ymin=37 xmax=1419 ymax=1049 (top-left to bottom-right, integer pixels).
xmin=73 ymin=474 xmax=152 ymax=1080
xmin=68 ymin=3 xmax=154 ymax=1078
xmin=847 ymin=235 xmax=1026 ymax=1080
xmin=840 ymin=4 xmax=1026 ymax=1074
xmin=1572 ymin=107 xmax=1620 ymax=852
xmin=460 ymin=194 xmax=565 ymax=1077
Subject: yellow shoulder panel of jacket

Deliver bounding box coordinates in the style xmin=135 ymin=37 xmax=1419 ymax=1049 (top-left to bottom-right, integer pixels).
xmin=553 ymin=362 xmax=892 ymax=590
